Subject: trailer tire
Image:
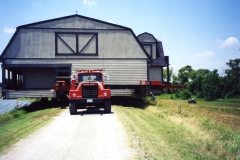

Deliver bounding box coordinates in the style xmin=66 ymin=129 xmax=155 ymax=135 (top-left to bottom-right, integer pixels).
xmin=69 ymin=103 xmax=77 ymax=115
xmin=104 ymin=102 xmax=111 ymax=113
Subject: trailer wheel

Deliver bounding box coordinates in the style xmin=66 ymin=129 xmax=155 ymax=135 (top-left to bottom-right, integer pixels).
xmin=69 ymin=103 xmax=77 ymax=115
xmin=104 ymin=102 xmax=111 ymax=113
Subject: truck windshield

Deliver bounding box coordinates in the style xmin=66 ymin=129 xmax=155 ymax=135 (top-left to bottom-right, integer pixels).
xmin=78 ymin=73 xmax=102 ymax=82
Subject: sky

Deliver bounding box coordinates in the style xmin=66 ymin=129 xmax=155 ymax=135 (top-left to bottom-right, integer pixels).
xmin=1 ymin=0 xmax=240 ymax=82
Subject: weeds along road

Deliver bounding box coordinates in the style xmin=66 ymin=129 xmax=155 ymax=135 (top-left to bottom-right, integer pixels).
xmin=0 ymin=107 xmax=133 ymax=160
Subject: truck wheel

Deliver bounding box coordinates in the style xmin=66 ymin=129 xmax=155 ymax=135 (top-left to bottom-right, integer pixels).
xmin=104 ymin=102 xmax=111 ymax=113
xmin=69 ymin=103 xmax=77 ymax=115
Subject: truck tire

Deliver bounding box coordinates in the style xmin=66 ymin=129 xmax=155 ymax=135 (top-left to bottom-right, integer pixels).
xmin=104 ymin=102 xmax=111 ymax=113
xmin=69 ymin=103 xmax=77 ymax=115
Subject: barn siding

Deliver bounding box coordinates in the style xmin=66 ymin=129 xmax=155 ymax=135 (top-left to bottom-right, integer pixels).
xmin=149 ymin=67 xmax=162 ymax=81
xmin=4 ymin=29 xmax=146 ymax=59
xmin=6 ymin=59 xmax=147 ymax=85
xmin=5 ymin=90 xmax=55 ymax=99
xmin=152 ymin=43 xmax=157 ymax=59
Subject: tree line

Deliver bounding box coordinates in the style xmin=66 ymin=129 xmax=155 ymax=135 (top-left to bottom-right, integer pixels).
xmin=163 ymin=58 xmax=240 ymax=101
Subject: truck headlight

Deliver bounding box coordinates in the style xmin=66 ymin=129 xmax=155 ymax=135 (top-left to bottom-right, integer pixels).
xmin=103 ymin=92 xmax=107 ymax=97
xmin=72 ymin=93 xmax=76 ymax=98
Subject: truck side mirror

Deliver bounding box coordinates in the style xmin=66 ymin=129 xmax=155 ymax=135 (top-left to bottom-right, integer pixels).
xmin=103 ymin=73 xmax=110 ymax=81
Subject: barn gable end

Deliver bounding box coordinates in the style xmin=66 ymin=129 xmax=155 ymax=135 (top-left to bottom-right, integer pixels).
xmin=2 ymin=15 xmax=149 ymax=59
xmin=19 ymin=15 xmax=128 ymax=30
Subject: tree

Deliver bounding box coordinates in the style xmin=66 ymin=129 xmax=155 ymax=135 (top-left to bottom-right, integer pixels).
xmin=170 ymin=58 xmax=240 ymax=100
xmin=189 ymin=69 xmax=210 ymax=98
xmin=177 ymin=65 xmax=194 ymax=85
xmin=163 ymin=67 xmax=173 ymax=82
xmin=172 ymin=74 xmax=179 ymax=85
xmin=202 ymin=69 xmax=221 ymax=100
xmin=224 ymin=58 xmax=240 ymax=97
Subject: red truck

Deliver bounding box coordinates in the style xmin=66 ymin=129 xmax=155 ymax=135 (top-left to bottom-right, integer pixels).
xmin=68 ymin=69 xmax=111 ymax=115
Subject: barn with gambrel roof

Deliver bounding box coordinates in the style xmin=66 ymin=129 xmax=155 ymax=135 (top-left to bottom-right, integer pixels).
xmin=0 ymin=14 xmax=169 ymax=98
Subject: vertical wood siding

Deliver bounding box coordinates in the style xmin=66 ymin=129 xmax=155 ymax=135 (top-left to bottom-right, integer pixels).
xmin=4 ymin=29 xmax=146 ymax=59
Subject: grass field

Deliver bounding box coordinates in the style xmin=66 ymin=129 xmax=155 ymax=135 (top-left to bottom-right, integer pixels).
xmin=113 ymin=96 xmax=240 ymax=159
xmin=0 ymin=99 xmax=63 ymax=154
xmin=1 ymin=96 xmax=240 ymax=159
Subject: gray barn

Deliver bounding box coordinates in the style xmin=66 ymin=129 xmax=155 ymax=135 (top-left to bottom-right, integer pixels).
xmin=0 ymin=14 xmax=169 ymax=98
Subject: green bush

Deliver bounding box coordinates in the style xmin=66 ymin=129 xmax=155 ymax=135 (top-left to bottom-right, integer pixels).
xmin=176 ymin=89 xmax=192 ymax=100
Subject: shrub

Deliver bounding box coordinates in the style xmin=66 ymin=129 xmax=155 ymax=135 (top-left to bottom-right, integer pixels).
xmin=176 ymin=89 xmax=192 ymax=100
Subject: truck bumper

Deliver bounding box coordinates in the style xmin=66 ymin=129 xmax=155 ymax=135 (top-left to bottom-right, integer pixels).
xmin=69 ymin=98 xmax=111 ymax=105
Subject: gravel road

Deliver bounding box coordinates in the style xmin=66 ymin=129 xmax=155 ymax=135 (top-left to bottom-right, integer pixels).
xmin=0 ymin=108 xmax=134 ymax=160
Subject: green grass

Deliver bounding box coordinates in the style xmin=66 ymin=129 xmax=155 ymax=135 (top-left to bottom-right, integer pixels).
xmin=113 ymin=96 xmax=240 ymax=160
xmin=18 ymin=97 xmax=40 ymax=102
xmin=216 ymin=97 xmax=240 ymax=103
xmin=0 ymin=100 xmax=63 ymax=154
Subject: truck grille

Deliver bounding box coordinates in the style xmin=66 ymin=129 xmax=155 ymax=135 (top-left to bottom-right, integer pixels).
xmin=82 ymin=86 xmax=98 ymax=98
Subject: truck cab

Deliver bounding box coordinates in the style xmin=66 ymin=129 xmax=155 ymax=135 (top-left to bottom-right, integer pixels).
xmin=69 ymin=70 xmax=111 ymax=115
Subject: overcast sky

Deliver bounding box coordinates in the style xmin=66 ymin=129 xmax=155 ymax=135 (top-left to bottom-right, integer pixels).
xmin=1 ymin=0 xmax=240 ymax=82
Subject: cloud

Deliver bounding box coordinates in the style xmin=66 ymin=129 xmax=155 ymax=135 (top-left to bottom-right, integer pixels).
xmin=191 ymin=50 xmax=215 ymax=59
xmin=217 ymin=37 xmax=240 ymax=48
xmin=107 ymin=20 xmax=115 ymax=24
xmin=185 ymin=50 xmax=218 ymax=71
xmin=83 ymin=0 xmax=97 ymax=5
xmin=3 ymin=27 xmax=15 ymax=34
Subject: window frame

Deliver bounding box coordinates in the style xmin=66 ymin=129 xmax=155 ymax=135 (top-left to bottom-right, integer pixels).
xmin=142 ymin=44 xmax=153 ymax=58
xmin=55 ymin=32 xmax=98 ymax=56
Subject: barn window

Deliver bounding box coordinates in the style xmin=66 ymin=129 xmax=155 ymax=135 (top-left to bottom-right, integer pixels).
xmin=142 ymin=44 xmax=152 ymax=57
xmin=55 ymin=32 xmax=98 ymax=55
